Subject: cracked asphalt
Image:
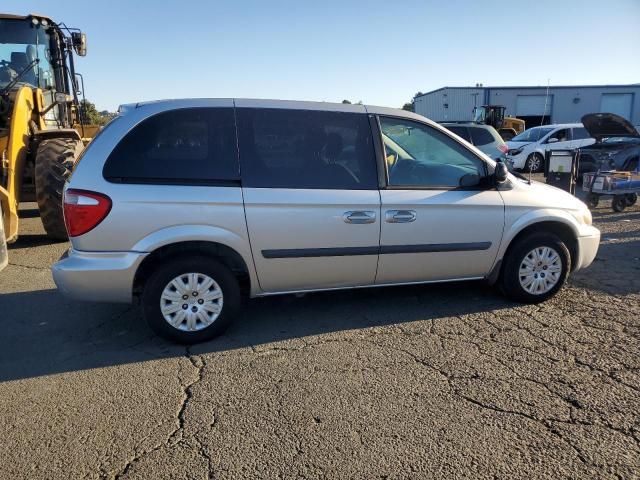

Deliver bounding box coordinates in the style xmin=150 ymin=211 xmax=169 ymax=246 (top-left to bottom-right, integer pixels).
xmin=1 ymin=194 xmax=639 ymax=479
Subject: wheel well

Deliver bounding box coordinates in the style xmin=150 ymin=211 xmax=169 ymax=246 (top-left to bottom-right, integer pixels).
xmin=502 ymin=221 xmax=579 ymax=272
xmin=132 ymin=241 xmax=251 ymax=301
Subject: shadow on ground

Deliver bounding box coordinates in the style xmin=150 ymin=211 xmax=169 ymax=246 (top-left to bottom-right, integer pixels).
xmin=0 ymin=281 xmax=512 ymax=382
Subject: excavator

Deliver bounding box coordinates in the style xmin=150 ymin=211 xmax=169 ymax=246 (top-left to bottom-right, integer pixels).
xmin=472 ymin=105 xmax=525 ymax=141
xmin=0 ymin=13 xmax=96 ymax=256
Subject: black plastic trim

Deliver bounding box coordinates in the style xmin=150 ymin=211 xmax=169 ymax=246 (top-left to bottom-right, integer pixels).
xmin=262 ymin=242 xmax=492 ymax=259
xmin=262 ymin=246 xmax=379 ymax=259
xmin=380 ymin=242 xmax=492 ymax=254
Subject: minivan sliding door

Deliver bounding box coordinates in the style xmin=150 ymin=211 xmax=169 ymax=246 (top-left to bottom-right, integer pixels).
xmin=236 ymin=105 xmax=381 ymax=293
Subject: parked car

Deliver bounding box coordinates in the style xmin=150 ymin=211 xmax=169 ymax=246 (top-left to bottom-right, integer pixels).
xmin=506 ymin=123 xmax=595 ymax=172
xmin=440 ymin=122 xmax=508 ymax=161
xmin=52 ymin=99 xmax=600 ymax=343
xmin=578 ymin=113 xmax=640 ymax=173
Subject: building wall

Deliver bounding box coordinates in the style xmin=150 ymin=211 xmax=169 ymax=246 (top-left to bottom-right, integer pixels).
xmin=415 ymin=85 xmax=640 ymax=127
xmin=488 ymin=86 xmax=640 ymax=125
xmin=414 ymin=87 xmax=484 ymax=122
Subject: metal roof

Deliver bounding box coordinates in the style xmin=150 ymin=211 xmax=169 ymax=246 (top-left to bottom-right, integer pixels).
xmin=416 ymin=84 xmax=640 ymax=99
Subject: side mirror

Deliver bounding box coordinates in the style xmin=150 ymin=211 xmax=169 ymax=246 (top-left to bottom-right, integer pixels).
xmin=494 ymin=161 xmax=509 ymax=183
xmin=71 ymin=32 xmax=87 ymax=57
xmin=547 ymin=137 xmax=559 ymax=144
xmin=74 ymin=73 xmax=83 ymax=95
xmin=459 ymin=173 xmax=481 ymax=188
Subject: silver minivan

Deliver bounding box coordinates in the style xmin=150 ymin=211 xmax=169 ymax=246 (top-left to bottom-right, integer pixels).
xmin=53 ymin=99 xmax=600 ymax=343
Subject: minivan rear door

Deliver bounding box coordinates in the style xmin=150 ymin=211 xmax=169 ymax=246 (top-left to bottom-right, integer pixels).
xmin=236 ymin=102 xmax=381 ymax=293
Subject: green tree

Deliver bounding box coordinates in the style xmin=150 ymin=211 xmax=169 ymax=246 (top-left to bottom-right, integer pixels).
xmin=401 ymin=91 xmax=424 ymax=112
xmin=341 ymin=99 xmax=352 ymax=104
xmin=79 ymin=99 xmax=113 ymax=126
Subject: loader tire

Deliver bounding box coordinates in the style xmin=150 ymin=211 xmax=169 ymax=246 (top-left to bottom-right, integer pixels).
xmin=35 ymin=138 xmax=83 ymax=240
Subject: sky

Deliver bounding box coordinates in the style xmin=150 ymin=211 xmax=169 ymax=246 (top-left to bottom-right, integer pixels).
xmin=4 ymin=0 xmax=640 ymax=111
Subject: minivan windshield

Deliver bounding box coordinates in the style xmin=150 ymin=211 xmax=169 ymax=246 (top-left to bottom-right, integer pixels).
xmin=511 ymin=127 xmax=554 ymax=143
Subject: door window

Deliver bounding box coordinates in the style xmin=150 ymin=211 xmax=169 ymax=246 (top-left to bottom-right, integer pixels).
xmin=547 ymin=128 xmax=570 ymax=143
xmin=380 ymin=117 xmax=486 ymax=188
xmin=572 ymin=127 xmax=592 ymax=140
xmin=237 ymin=108 xmax=378 ymax=189
xmin=103 ymin=108 xmax=239 ymax=184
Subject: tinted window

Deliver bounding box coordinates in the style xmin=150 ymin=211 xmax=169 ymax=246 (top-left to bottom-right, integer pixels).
xmin=380 ymin=117 xmax=485 ymax=188
xmin=237 ymin=108 xmax=377 ymax=189
xmin=572 ymin=127 xmax=592 ymax=140
xmin=103 ymin=108 xmax=238 ymax=183
xmin=469 ymin=127 xmax=495 ymax=146
xmin=445 ymin=126 xmax=471 ymax=142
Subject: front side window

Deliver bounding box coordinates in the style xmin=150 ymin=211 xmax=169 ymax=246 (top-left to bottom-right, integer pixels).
xmin=380 ymin=117 xmax=486 ymax=188
xmin=547 ymin=128 xmax=570 ymax=143
xmin=103 ymin=108 xmax=238 ymax=184
xmin=237 ymin=108 xmax=377 ymax=189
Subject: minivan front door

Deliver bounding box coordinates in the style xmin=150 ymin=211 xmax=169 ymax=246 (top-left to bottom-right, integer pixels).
xmin=375 ymin=116 xmax=505 ymax=284
xmin=236 ymin=105 xmax=381 ymax=293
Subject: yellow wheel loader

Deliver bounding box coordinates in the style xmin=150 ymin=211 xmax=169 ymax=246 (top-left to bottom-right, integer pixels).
xmin=0 ymin=13 xmax=94 ymax=249
xmin=472 ymin=105 xmax=525 ymax=141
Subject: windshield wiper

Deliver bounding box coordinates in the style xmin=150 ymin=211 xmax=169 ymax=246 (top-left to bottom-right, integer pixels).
xmin=0 ymin=58 xmax=39 ymax=97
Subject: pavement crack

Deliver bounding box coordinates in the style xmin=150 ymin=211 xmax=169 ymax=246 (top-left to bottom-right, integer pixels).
xmin=113 ymin=347 xmax=206 ymax=479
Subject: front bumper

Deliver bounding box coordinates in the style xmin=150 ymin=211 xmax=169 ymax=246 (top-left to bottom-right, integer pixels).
xmin=52 ymin=249 xmax=147 ymax=303
xmin=506 ymin=154 xmax=525 ymax=170
xmin=574 ymin=226 xmax=600 ymax=271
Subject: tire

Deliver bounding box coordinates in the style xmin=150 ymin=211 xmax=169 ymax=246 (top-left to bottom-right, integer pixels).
xmin=35 ymin=137 xmax=83 ymax=240
xmin=586 ymin=193 xmax=599 ymax=209
xmin=524 ymin=153 xmax=544 ymax=173
xmin=501 ymin=233 xmax=570 ymax=303
xmin=142 ymin=256 xmax=241 ymax=344
xmin=624 ymin=193 xmax=637 ymax=207
xmin=612 ymin=196 xmax=626 ymax=213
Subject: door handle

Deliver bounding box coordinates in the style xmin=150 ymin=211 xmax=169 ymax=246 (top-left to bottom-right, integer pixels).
xmin=343 ymin=211 xmax=376 ymax=224
xmin=385 ymin=210 xmax=417 ymax=223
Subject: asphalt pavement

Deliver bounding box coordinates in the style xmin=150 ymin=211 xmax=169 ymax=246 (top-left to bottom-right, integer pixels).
xmin=1 ymin=199 xmax=639 ymax=479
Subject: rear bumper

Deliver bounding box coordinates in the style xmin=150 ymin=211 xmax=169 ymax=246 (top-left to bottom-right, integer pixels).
xmin=52 ymin=249 xmax=147 ymax=303
xmin=574 ymin=226 xmax=600 ymax=271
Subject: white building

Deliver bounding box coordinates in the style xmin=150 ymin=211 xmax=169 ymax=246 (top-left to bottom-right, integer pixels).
xmin=414 ymin=84 xmax=640 ymax=128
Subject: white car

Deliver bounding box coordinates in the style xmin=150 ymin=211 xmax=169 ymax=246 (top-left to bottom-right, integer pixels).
xmin=506 ymin=123 xmax=595 ymax=172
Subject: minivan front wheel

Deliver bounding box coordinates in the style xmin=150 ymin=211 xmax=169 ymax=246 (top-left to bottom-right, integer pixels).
xmin=142 ymin=256 xmax=241 ymax=343
xmin=501 ymin=233 xmax=570 ymax=303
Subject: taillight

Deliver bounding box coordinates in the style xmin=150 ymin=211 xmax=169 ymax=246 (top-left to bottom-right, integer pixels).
xmin=498 ymin=144 xmax=509 ymax=154
xmin=63 ymin=189 xmax=112 ymax=237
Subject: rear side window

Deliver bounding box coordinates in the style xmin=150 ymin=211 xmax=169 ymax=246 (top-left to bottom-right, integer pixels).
xmin=103 ymin=108 xmax=239 ymax=184
xmin=572 ymin=127 xmax=592 ymax=140
xmin=236 ymin=108 xmax=377 ymax=189
xmin=446 ymin=126 xmax=472 ymax=142
xmin=469 ymin=127 xmax=495 ymax=146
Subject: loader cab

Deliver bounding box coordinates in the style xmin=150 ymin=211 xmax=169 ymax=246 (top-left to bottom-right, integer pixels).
xmin=0 ymin=14 xmax=84 ymax=129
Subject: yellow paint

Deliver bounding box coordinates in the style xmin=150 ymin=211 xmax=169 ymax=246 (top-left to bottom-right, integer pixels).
xmin=503 ymin=117 xmax=525 ymax=134
xmin=0 ymin=86 xmax=35 ymax=242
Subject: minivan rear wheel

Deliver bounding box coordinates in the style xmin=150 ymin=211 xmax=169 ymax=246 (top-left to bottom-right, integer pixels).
xmin=501 ymin=233 xmax=570 ymax=303
xmin=142 ymin=256 xmax=241 ymax=344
